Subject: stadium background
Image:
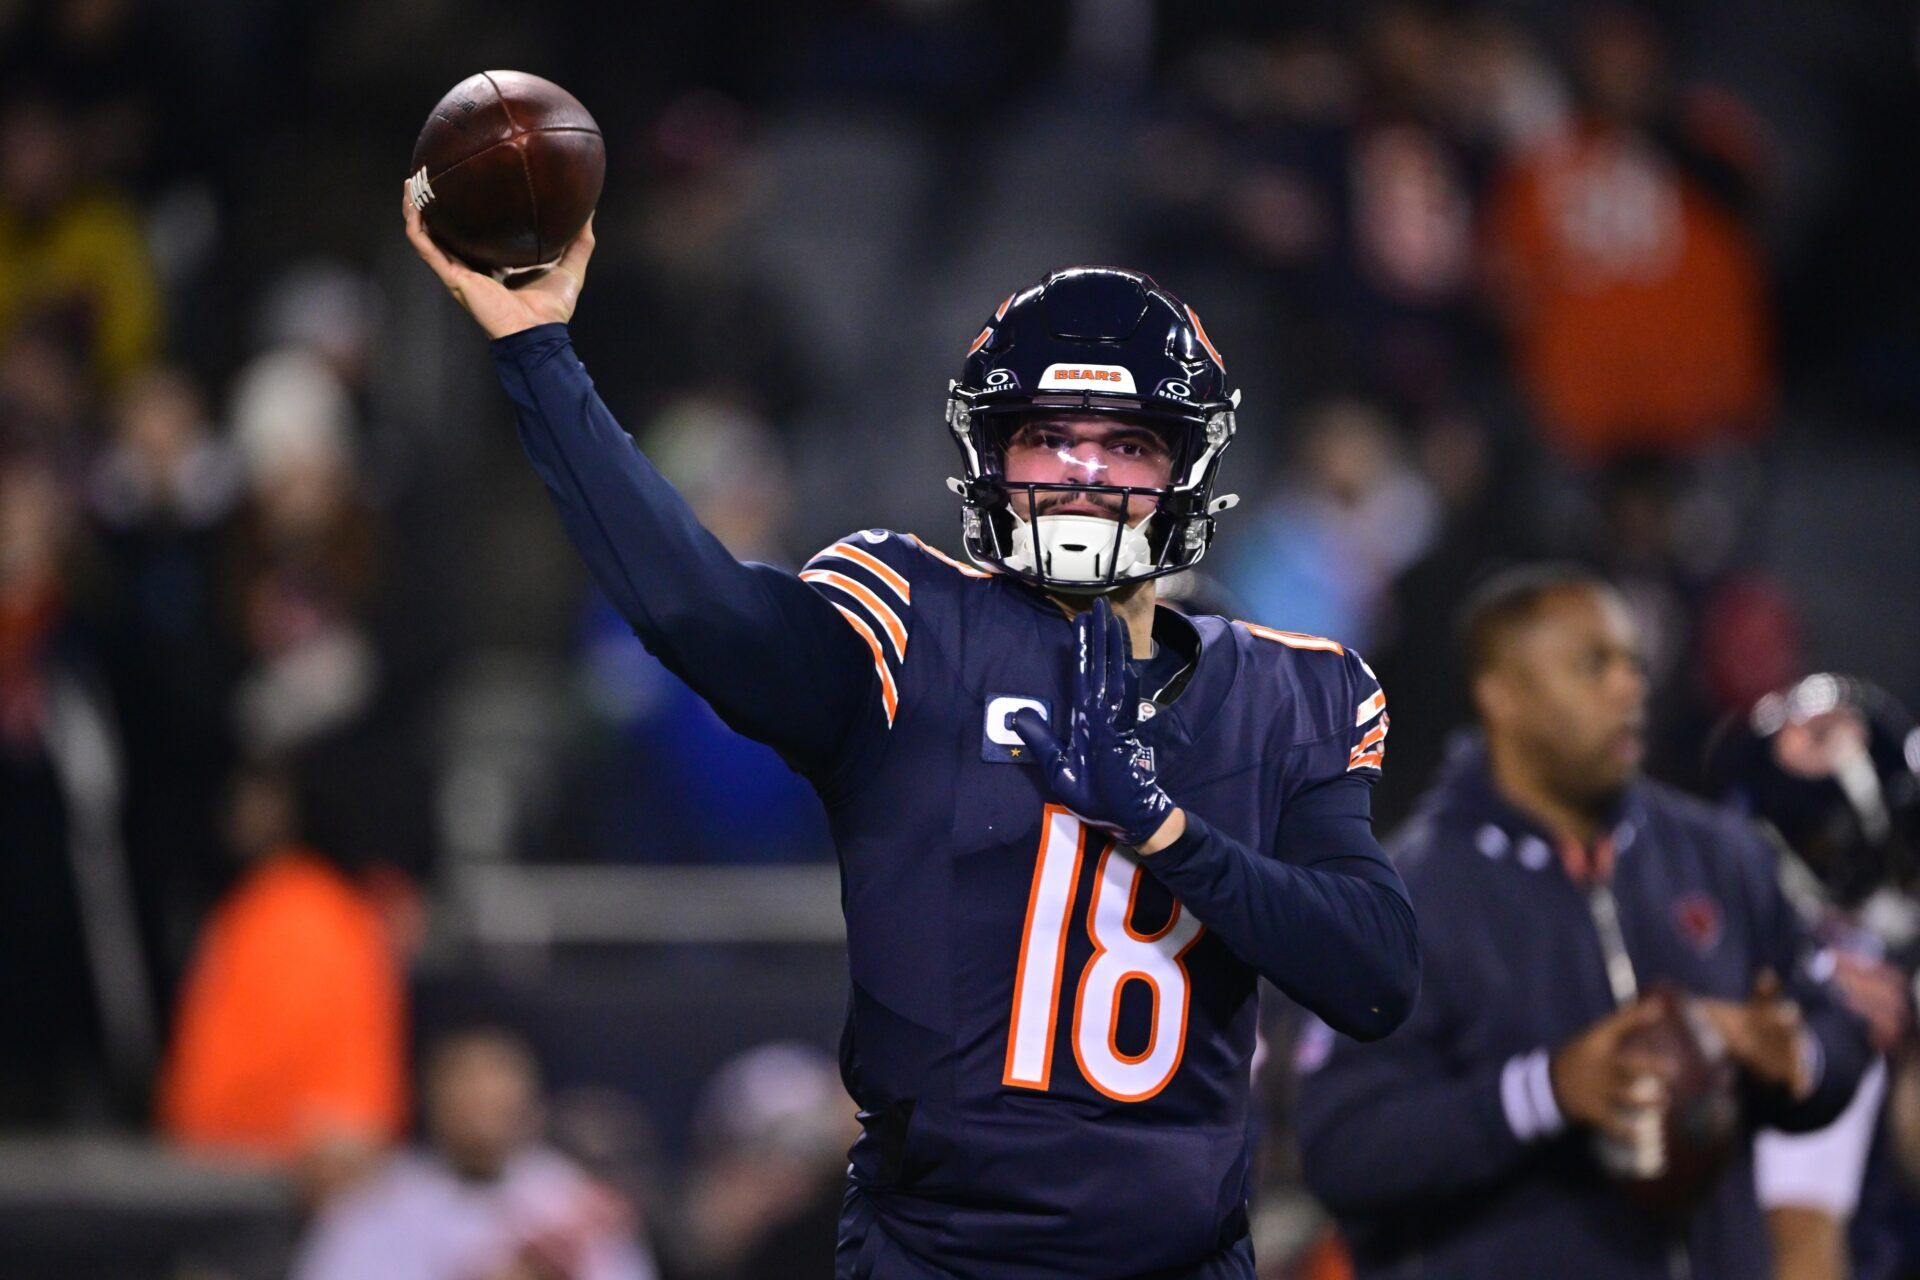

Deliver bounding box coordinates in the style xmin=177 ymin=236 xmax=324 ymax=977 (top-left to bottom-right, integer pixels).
xmin=2 ymin=0 xmax=1918 ymax=1274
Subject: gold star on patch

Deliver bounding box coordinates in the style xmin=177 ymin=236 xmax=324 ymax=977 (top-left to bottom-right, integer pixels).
xmin=1010 ymin=746 xmax=1023 ymax=757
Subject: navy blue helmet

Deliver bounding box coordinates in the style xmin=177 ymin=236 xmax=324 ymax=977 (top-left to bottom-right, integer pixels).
xmin=945 ymin=266 xmax=1240 ymax=592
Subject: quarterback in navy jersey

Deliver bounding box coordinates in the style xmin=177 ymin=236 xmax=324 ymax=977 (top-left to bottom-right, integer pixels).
xmin=405 ymin=194 xmax=1418 ymax=1279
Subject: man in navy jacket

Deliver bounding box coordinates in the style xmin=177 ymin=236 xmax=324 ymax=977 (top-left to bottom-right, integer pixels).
xmin=1295 ymin=565 xmax=1870 ymax=1279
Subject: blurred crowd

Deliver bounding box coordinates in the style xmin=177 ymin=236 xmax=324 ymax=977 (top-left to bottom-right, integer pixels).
xmin=2 ymin=0 xmax=1918 ymax=1276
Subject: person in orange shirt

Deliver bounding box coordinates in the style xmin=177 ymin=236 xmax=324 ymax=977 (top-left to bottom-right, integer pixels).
xmin=158 ymin=760 xmax=408 ymax=1200
xmin=1484 ymin=5 xmax=1775 ymax=462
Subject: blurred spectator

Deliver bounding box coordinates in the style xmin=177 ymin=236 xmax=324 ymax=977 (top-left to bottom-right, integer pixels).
xmin=0 ymin=325 xmax=97 ymax=456
xmin=158 ymin=759 xmax=407 ymax=1199
xmin=256 ymin=263 xmax=378 ymax=388
xmin=253 ymin=261 xmax=404 ymax=489
xmin=295 ymin=1027 xmax=657 ymax=1280
xmin=673 ymin=1041 xmax=856 ymax=1280
xmin=1223 ymin=397 xmax=1439 ymax=650
xmin=0 ymin=90 xmax=160 ymax=389
xmin=0 ymin=450 xmax=115 ymax=1122
xmin=1149 ymin=10 xmax=1507 ymax=420
xmin=1334 ymin=5 xmax=1492 ymax=413
xmin=89 ymin=365 xmax=243 ymax=1001
xmin=1578 ymin=454 xmax=1804 ymax=781
xmin=1484 ymin=5 xmax=1775 ymax=461
xmin=547 ymin=1086 xmax=668 ymax=1247
xmin=0 ymin=0 xmax=177 ymax=186
xmin=1370 ymin=407 xmax=1523 ymax=827
xmin=563 ymin=395 xmax=831 ymax=864
xmin=226 ymin=347 xmax=380 ymax=757
xmin=586 ymin=93 xmax=808 ymax=429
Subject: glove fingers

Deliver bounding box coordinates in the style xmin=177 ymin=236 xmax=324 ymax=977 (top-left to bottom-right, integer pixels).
xmin=1105 ymin=603 xmax=1132 ymax=721
xmin=1072 ymin=607 xmax=1095 ymax=718
xmin=1009 ymin=707 xmax=1066 ymax=771
xmin=1087 ymin=597 xmax=1110 ymax=711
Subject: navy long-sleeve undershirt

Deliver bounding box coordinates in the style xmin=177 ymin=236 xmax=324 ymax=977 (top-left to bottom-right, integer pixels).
xmin=492 ymin=323 xmax=876 ymax=781
xmin=1148 ymin=775 xmax=1418 ymax=1041
xmin=493 ymin=322 xmax=1415 ymax=1036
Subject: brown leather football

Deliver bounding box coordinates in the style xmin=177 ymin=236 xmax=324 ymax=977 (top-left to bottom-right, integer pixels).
xmin=1599 ymin=984 xmax=1741 ymax=1216
xmin=408 ymin=71 xmax=604 ymax=273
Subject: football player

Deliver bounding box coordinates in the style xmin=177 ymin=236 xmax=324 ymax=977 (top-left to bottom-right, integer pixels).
xmin=1709 ymin=675 xmax=1920 ymax=1280
xmin=405 ymin=195 xmax=1418 ymax=1280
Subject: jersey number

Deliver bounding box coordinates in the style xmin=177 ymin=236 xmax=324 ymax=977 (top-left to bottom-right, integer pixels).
xmin=1002 ymin=805 xmax=1204 ymax=1102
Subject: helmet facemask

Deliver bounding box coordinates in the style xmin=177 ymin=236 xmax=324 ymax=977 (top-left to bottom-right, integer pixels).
xmin=946 ymin=395 xmax=1239 ymax=593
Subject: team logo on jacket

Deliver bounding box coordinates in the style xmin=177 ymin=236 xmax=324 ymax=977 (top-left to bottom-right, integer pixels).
xmin=983 ymin=694 xmax=1049 ymax=763
xmin=1672 ymin=892 xmax=1724 ymax=953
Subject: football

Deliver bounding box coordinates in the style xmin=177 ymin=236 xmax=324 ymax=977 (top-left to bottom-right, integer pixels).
xmin=407 ymin=70 xmax=604 ymax=274
xmin=1599 ymin=985 xmax=1740 ymax=1216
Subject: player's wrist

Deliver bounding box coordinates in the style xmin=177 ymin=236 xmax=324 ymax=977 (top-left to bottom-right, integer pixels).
xmin=1134 ymin=808 xmax=1186 ymax=855
xmin=488 ymin=321 xmax=571 ymax=351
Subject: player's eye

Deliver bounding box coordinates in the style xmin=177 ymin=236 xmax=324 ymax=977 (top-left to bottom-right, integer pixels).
xmin=1111 ymin=434 xmax=1168 ymax=461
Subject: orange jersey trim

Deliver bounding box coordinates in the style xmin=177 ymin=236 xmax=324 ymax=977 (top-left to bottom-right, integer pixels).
xmin=802 ymin=569 xmax=908 ymax=660
xmin=1239 ymin=621 xmax=1345 ymax=654
xmin=810 ymin=543 xmax=911 ymax=604
xmin=1002 ymin=805 xmax=1089 ymax=1091
xmin=907 ymin=534 xmax=995 ymax=578
xmin=829 ymin=604 xmax=898 ymax=725
xmin=1070 ymin=844 xmax=1205 ymax=1104
xmin=1106 ymin=973 xmax=1164 ymax=1066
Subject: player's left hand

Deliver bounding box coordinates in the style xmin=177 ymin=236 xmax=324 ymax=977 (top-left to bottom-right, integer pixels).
xmin=1699 ymin=969 xmax=1815 ymax=1099
xmin=1011 ymin=596 xmax=1178 ymax=850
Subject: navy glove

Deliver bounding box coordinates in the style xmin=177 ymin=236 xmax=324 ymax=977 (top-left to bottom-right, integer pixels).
xmin=1011 ymin=595 xmax=1175 ymax=848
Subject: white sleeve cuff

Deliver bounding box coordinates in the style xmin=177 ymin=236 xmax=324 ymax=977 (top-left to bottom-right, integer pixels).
xmin=1756 ymin=1057 xmax=1889 ymax=1214
xmin=1501 ymin=1049 xmax=1567 ymax=1143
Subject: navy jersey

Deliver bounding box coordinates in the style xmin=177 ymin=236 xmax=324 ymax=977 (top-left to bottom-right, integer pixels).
xmin=492 ymin=325 xmax=1418 ymax=1279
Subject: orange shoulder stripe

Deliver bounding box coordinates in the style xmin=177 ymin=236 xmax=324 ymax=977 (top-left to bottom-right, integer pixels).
xmin=1238 ymin=621 xmax=1346 ymax=654
xmin=907 ymin=534 xmax=994 ymax=578
xmin=810 ymin=542 xmax=911 ymax=604
xmin=802 ymin=570 xmax=907 ymax=660
xmin=830 ymin=604 xmax=899 ymax=726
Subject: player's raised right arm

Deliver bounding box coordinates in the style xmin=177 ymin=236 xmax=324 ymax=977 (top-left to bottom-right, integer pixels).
xmin=405 ymin=188 xmax=880 ymax=778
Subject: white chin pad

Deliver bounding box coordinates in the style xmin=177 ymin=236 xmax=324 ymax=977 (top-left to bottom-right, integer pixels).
xmin=1006 ymin=512 xmax=1153 ymax=587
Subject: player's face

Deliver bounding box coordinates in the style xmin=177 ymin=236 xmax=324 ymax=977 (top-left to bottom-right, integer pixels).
xmin=1001 ymin=414 xmax=1174 ymax=528
xmin=1493 ymin=586 xmax=1649 ymax=803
